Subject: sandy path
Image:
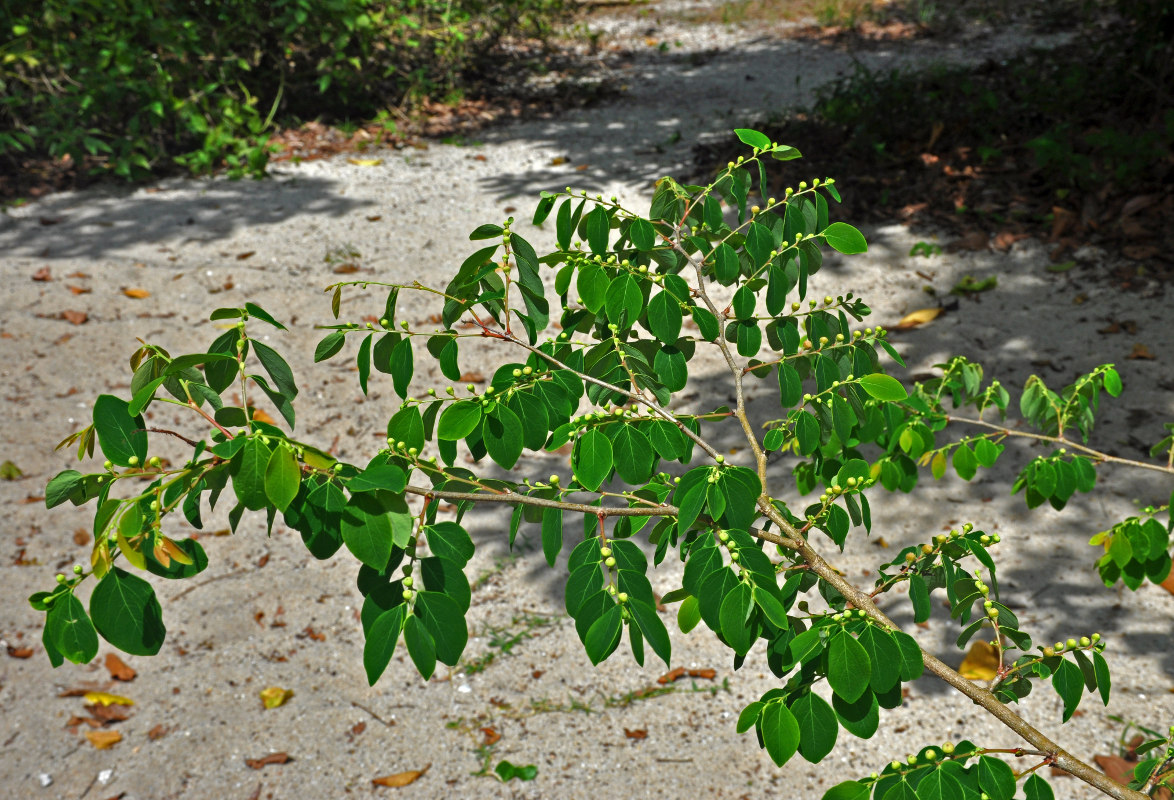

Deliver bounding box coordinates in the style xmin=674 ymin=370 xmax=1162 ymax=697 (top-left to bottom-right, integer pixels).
xmin=1 ymin=5 xmax=1170 ymax=799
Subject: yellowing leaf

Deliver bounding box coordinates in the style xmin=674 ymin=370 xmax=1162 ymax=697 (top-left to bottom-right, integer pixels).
xmin=122 ymin=288 xmax=151 ymax=299
xmin=372 ymin=763 xmax=430 ymax=787
xmin=894 ymin=307 xmax=943 ymax=330
xmin=85 ymin=730 xmax=122 ymax=749
xmin=260 ymin=686 xmax=294 ymax=709
xmin=958 ymin=641 xmax=999 ymax=681
xmin=347 ymin=158 xmax=383 ymax=167
xmin=84 ymin=691 xmax=134 ymax=706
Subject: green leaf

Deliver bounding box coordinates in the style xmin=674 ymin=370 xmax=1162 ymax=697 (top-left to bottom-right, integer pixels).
xmin=714 ymin=242 xmax=740 ymax=284
xmin=909 ymin=574 xmax=931 ymax=623
xmin=347 ymin=461 xmax=407 ymax=494
xmin=914 ymin=767 xmax=962 ymax=800
xmin=584 ymin=206 xmax=611 ymax=254
xmin=827 ymin=630 xmax=871 ymax=703
xmin=89 ymin=567 xmax=166 ymax=656
xmin=977 ymin=755 xmax=1016 ymax=800
xmin=92 ymin=395 xmax=147 ymax=467
xmin=605 ymin=273 xmax=643 ymax=327
xmin=692 ymin=306 xmax=719 ymax=340
xmin=760 ymin=701 xmax=801 ymax=767
xmin=791 ymin=692 xmax=838 ymax=763
xmin=1103 ymin=367 xmax=1122 ymax=397
xmin=1023 ymin=774 xmax=1055 ymax=800
xmin=387 ymin=406 xmax=425 ymax=452
xmin=779 ymin=363 xmax=802 ymax=407
xmin=647 ymin=290 xmax=683 ymax=344
xmin=832 ymin=686 xmax=878 ymax=739
xmin=483 ymin=405 xmax=524 ymax=470
xmin=469 ymin=223 xmax=504 ymax=240
xmin=795 ymin=411 xmax=821 ymax=455
xmin=630 ymin=218 xmax=656 ymax=251
xmin=892 ymin=631 xmax=924 ymax=681
xmin=1052 ymin=658 xmax=1084 ymax=722
xmin=573 ymin=429 xmax=613 ymax=491
xmin=414 ymin=591 xmax=468 ymax=666
xmin=753 ymin=585 xmax=790 ymax=629
xmin=403 ymin=614 xmax=437 ymax=679
xmin=953 ymin=444 xmax=978 ymax=481
xmin=734 ymin=128 xmax=772 ymax=150
xmin=542 ymin=506 xmax=563 ymax=567
xmin=611 ymin=424 xmax=655 ymax=485
xmin=341 ymin=492 xmax=398 ymax=570
xmin=390 ymin=338 xmax=414 ymax=399
xmin=47 ymin=592 xmax=99 ymax=664
xmin=858 ymin=373 xmax=907 ymax=402
xmin=252 ymin=340 xmax=297 ymax=400
xmin=629 ymin=599 xmax=671 ymax=668
xmin=857 ymin=625 xmax=900 ymax=692
xmin=1092 ymin=651 xmax=1111 ymax=705
xmin=584 ymin=604 xmax=623 ymax=665
xmin=426 ymin=521 xmax=475 ymax=568
xmin=822 ymin=782 xmax=869 ymax=800
xmin=264 ymin=445 xmax=301 ymax=512
xmin=233 ymin=437 xmax=273 ymax=511
xmin=822 ymin=222 xmax=868 ymax=254
xmin=356 ymin=333 xmax=373 ymax=395
xmin=737 ymin=701 xmax=764 ymax=734
xmin=45 ymin=470 xmax=84 ymax=509
xmin=677 ymin=594 xmax=701 ymax=633
xmin=314 ymin=331 xmax=346 ymax=362
xmin=437 ymin=401 xmax=482 ymax=440
xmin=364 ymin=605 xmax=406 ymax=685
xmin=244 ymin=303 xmax=286 ymax=330
xmin=720 ymin=581 xmax=756 ymax=655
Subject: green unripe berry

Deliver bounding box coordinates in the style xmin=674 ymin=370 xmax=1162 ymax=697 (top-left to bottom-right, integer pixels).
xmin=549 ymin=474 xmax=560 ymax=485
xmin=73 ymin=564 xmax=83 ymax=575
xmin=907 ymin=755 xmax=918 ymax=765
xmin=522 ymin=366 xmax=533 ymax=376
xmin=403 ymin=577 xmax=414 ymax=588
xmin=599 ymin=547 xmax=612 ymax=558
xmin=127 ymin=456 xmax=139 ymax=466
xmin=987 ymin=607 xmax=999 ymax=619
xmin=984 ymin=600 xmax=993 ymax=609
xmin=1091 ymin=632 xmax=1101 ymax=642
xmin=1079 ymin=636 xmax=1090 ymax=647
xmin=924 ymin=749 xmax=937 ymax=761
xmin=941 ymin=742 xmax=954 ymax=755
xmin=56 ymin=573 xmax=66 ymax=583
xmin=729 ymin=551 xmax=740 ymax=562
xmin=332 ymin=463 xmax=343 ymax=473
xmin=149 ymin=501 xmax=159 ymax=511
xmin=148 ymin=456 xmax=162 ymax=468
xmin=617 ymin=592 xmax=629 ymax=603
xmin=1066 ymin=638 xmax=1078 ymax=650
xmin=512 ymin=368 xmax=522 ymax=378
xmin=715 ymin=454 xmax=725 ymax=464
xmin=905 ymin=552 xmax=917 ymax=562
xmin=891 ymin=761 xmax=902 ymax=771
xmin=980 ymin=534 xmax=992 ymax=545
xmin=718 ymin=531 xmax=730 ymax=543
xmin=1054 ymin=641 xmax=1065 ymax=652
xmin=103 ymin=460 xmax=112 ymax=470
xmin=402 ymin=590 xmax=414 ymax=601
xmin=921 ymin=544 xmax=934 ymax=555
xmin=604 ymin=556 xmax=617 ymax=568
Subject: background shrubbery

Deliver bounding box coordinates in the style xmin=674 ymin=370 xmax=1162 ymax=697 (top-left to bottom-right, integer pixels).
xmin=0 ymin=0 xmax=568 ymax=180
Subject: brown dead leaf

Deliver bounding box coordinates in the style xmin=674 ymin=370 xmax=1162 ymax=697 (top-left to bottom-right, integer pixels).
xmin=1095 ymin=754 xmax=1136 ymax=785
xmin=245 ymin=752 xmax=291 ymax=769
xmin=959 ymin=641 xmax=999 ymax=681
xmin=236 ymin=251 xmax=256 ymax=260
xmin=372 ymin=764 xmax=431 ymax=787
xmin=73 ymin=528 xmax=91 ymax=546
xmin=481 ymin=727 xmax=501 ymax=746
xmin=32 ymin=266 xmax=52 ymax=281
xmin=1050 ymin=206 xmax=1076 ymax=241
xmin=67 ymin=284 xmax=91 ymax=295
xmin=1120 ymin=194 xmax=1160 ymax=219
xmin=259 ymin=686 xmax=294 ymax=709
xmin=299 ymin=626 xmax=326 ymax=642
xmin=993 ymin=230 xmax=1029 ymax=252
xmin=147 ymin=724 xmax=169 ymax=740
xmin=86 ymin=703 xmax=130 ymax=723
xmin=1159 ymin=570 xmax=1174 ymax=596
xmin=85 ymin=730 xmax=122 ymax=749
xmin=332 ymin=263 xmax=360 ymax=274
xmin=105 ymin=653 xmax=136 ymax=682
xmin=366 ymin=215 xmax=383 ymax=222
xmin=1127 ymin=343 xmax=1155 ymax=360
xmin=531 ymin=670 xmax=544 ymax=679
xmin=62 ymin=310 xmax=88 ymax=325
xmin=657 ymin=667 xmax=686 ymax=685
xmin=894 ymin=307 xmax=944 ymax=330
xmin=458 ymin=371 xmax=485 ymax=383
xmin=122 ymin=288 xmax=151 ymax=299
xmin=549 ymin=157 xmax=567 ymax=166
xmin=948 ymin=230 xmax=989 ymax=252
xmin=873 ymin=537 xmax=890 ymax=548
xmin=624 ymin=728 xmax=648 ymax=739
xmin=575 ymin=164 xmax=590 ymax=172
xmin=251 ymin=408 xmax=276 ymax=424
xmin=7 ymin=645 xmax=33 ymax=658
xmin=688 ymin=668 xmax=717 ymax=680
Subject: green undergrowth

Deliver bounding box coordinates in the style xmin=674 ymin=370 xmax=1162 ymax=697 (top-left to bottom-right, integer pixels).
xmin=0 ymin=0 xmax=569 ymax=183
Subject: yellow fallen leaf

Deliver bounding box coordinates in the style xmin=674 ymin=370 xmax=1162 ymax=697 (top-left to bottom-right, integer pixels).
xmin=347 ymin=158 xmax=383 ymax=167
xmin=959 ymin=641 xmax=999 ymax=681
xmin=260 ymin=686 xmax=294 ymax=709
xmin=251 ymin=408 xmax=276 ymax=425
xmin=84 ymin=691 xmax=134 ymax=706
xmin=372 ymin=763 xmax=430 ymax=787
xmin=123 ymin=288 xmax=151 ymax=299
xmin=894 ymin=307 xmax=943 ymax=330
xmin=85 ymin=730 xmax=122 ymax=749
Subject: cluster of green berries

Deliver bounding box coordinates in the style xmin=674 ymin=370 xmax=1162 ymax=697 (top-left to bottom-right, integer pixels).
xmin=1042 ymin=633 xmax=1102 ymax=658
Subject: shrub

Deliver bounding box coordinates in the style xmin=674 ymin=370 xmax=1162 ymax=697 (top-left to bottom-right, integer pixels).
xmin=0 ymin=0 xmax=568 ymax=180
xmin=35 ymin=131 xmax=1173 ymax=798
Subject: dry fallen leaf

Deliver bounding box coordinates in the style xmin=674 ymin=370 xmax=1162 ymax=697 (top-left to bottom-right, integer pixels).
xmin=688 ymin=668 xmax=717 ymax=680
xmin=259 ymin=686 xmax=294 ymax=709
xmin=86 ymin=703 xmax=130 ymax=723
xmin=85 ymin=730 xmax=122 ymax=749
xmin=894 ymin=307 xmax=944 ymax=330
xmin=332 ymin=263 xmax=361 ymax=274
xmin=347 ymin=158 xmax=383 ymax=167
xmin=245 ymin=752 xmax=291 ymax=769
xmin=84 ymin=691 xmax=134 ymax=707
xmin=481 ymin=727 xmax=501 ymax=746
xmin=62 ymin=310 xmax=88 ymax=325
xmin=1127 ymin=343 xmax=1155 ymax=360
xmin=458 ymin=371 xmax=486 ymax=383
xmin=147 ymin=724 xmax=169 ymax=740
xmin=366 ymin=215 xmax=382 ymax=222
xmin=959 ymin=641 xmax=999 ymax=681
xmin=624 ymin=728 xmax=648 ymax=739
xmin=549 ymin=157 xmax=567 ymax=166
xmin=372 ymin=763 xmax=430 ymax=787
xmin=251 ymin=409 xmax=276 ymax=425
xmin=235 ymin=251 xmax=256 ymax=260
xmin=105 ymin=652 xmax=136 ymax=682
xmin=1160 ymin=571 xmax=1174 ymax=597
xmin=657 ymin=667 xmax=686 ymax=685
xmin=73 ymin=528 xmax=91 ymax=546
xmin=7 ymin=645 xmax=33 ymax=658
xmin=32 ymin=266 xmax=52 ymax=281
xmin=122 ymin=288 xmax=151 ymax=299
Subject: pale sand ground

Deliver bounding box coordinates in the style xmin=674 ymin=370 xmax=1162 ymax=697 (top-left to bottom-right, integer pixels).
xmin=1 ymin=3 xmax=1171 ymax=798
